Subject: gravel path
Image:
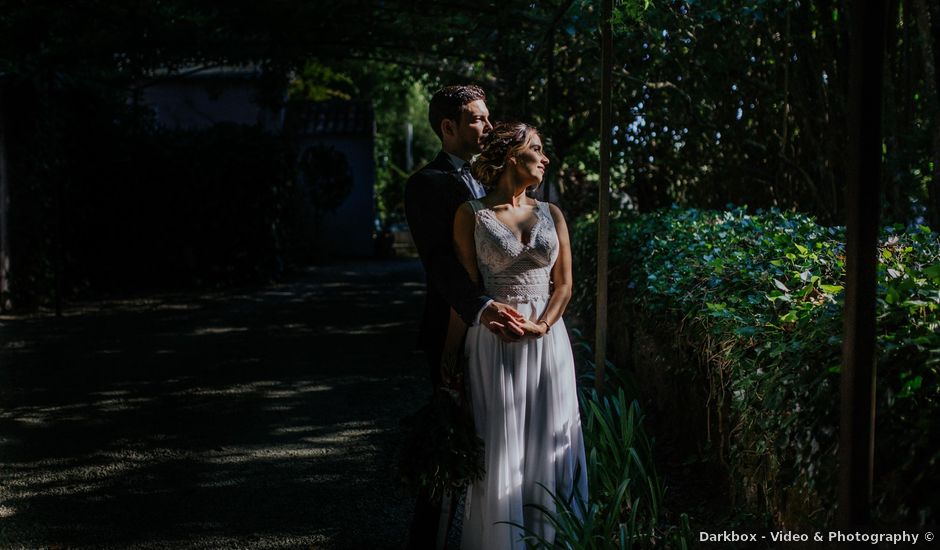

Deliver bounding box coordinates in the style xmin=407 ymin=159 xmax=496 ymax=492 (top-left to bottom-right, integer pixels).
xmin=0 ymin=259 xmax=429 ymax=549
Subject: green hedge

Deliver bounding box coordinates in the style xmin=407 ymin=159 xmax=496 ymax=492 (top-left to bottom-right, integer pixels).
xmin=571 ymin=206 xmax=939 ymax=527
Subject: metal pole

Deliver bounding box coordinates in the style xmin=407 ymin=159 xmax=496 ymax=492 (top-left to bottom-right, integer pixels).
xmin=839 ymin=0 xmax=884 ymax=529
xmin=595 ymin=0 xmax=613 ymax=393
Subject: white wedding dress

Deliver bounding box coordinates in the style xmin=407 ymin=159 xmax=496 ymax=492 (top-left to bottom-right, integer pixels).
xmin=460 ymin=199 xmax=588 ymax=549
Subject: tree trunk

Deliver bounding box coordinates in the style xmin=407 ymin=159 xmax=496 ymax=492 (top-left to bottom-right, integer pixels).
xmin=595 ymin=0 xmax=613 ymax=393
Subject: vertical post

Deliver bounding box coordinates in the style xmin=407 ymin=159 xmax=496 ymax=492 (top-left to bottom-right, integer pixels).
xmin=51 ymin=80 xmax=63 ymax=318
xmin=542 ymin=27 xmax=556 ymax=206
xmin=595 ymin=0 xmax=613 ymax=393
xmin=405 ymin=122 xmax=414 ymax=172
xmin=0 ymin=82 xmax=10 ymax=311
xmin=839 ymin=1 xmax=884 ymax=529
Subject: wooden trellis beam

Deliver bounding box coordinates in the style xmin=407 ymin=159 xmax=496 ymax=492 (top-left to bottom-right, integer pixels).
xmin=595 ymin=0 xmax=613 ymax=393
xmin=839 ymin=0 xmax=885 ymax=528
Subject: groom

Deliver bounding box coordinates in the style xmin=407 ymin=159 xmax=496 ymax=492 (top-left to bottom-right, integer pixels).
xmin=404 ymin=85 xmax=524 ymax=548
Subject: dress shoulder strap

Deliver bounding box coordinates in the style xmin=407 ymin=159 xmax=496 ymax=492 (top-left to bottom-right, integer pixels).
xmin=536 ymin=200 xmax=552 ymax=217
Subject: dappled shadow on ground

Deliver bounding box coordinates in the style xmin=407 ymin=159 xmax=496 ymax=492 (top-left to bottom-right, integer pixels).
xmin=0 ymin=259 xmax=429 ymax=549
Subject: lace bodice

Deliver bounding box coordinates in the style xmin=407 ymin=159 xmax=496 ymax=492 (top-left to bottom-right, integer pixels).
xmin=470 ymin=199 xmax=559 ymax=302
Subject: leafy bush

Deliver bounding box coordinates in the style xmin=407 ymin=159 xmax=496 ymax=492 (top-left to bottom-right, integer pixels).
xmin=515 ymin=344 xmax=691 ymax=549
xmin=571 ymin=206 xmax=940 ymax=527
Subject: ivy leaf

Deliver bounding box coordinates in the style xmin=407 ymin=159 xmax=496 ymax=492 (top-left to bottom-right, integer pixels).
xmin=773 ymin=279 xmax=790 ymax=293
xmin=924 ymin=263 xmax=940 ymax=281
xmin=897 ymin=375 xmax=923 ymax=399
xmin=885 ymin=286 xmax=901 ymax=304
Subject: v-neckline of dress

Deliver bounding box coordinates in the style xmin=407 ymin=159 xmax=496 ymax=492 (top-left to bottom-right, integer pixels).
xmin=478 ymin=201 xmax=542 ymax=248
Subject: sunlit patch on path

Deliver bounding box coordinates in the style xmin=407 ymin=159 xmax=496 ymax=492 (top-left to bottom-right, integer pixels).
xmin=0 ymin=259 xmax=428 ymax=549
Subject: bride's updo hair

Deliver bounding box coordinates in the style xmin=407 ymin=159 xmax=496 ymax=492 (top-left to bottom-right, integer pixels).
xmin=471 ymin=122 xmax=538 ymax=188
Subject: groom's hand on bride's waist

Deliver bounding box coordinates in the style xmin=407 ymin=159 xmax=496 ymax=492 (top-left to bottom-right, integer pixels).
xmin=481 ymin=302 xmax=526 ymax=342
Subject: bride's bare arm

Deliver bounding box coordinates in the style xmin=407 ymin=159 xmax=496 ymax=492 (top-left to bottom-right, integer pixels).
xmin=444 ymin=204 xmax=480 ymax=357
xmin=438 ymin=203 xmax=481 ymax=381
xmin=537 ymin=204 xmax=573 ymax=332
xmin=453 ymin=203 xmax=481 ymax=284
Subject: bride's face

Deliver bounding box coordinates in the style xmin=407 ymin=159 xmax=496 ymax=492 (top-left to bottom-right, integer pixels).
xmin=511 ymin=132 xmax=550 ymax=188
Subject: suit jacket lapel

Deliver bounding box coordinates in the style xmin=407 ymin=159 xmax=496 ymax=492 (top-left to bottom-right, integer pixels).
xmin=430 ymin=151 xmax=473 ymax=202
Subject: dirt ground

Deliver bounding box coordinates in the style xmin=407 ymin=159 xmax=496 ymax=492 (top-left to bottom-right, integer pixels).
xmin=0 ymin=259 xmax=431 ymax=549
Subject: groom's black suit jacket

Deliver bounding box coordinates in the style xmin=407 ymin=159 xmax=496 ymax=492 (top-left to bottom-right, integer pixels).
xmin=404 ymin=152 xmax=490 ymax=364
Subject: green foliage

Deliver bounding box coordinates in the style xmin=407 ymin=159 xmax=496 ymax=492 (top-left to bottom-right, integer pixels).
xmin=598 ymin=0 xmax=852 ymax=221
xmin=368 ymin=78 xmax=440 ymax=225
xmin=532 ymin=0 xmax=935 ymax=227
xmin=514 ymin=351 xmax=691 ymax=548
xmin=303 ymin=62 xmax=441 ymax=226
xmin=398 ymin=389 xmax=485 ymax=501
xmin=613 ymin=0 xmax=654 ymax=27
xmin=6 ymin=0 xmax=940 ymax=297
xmin=572 ymin=207 xmax=940 ymax=526
xmin=288 ymin=61 xmax=355 ymax=101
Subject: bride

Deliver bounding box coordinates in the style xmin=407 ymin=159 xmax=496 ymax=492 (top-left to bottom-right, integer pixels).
xmin=451 ymin=121 xmax=588 ymax=548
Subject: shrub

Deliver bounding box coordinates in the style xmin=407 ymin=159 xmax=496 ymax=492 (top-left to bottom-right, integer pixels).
xmin=571 ymin=206 xmax=940 ymax=527
xmin=516 ymin=344 xmax=692 ymax=549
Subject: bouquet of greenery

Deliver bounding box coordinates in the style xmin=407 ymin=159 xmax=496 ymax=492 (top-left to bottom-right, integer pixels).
xmin=398 ymin=352 xmax=485 ymax=500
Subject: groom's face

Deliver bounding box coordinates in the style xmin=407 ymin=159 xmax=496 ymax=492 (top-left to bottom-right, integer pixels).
xmin=455 ymin=99 xmax=492 ymax=156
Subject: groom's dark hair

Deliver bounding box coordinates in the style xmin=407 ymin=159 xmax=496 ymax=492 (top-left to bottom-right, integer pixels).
xmin=428 ymin=85 xmax=486 ymax=140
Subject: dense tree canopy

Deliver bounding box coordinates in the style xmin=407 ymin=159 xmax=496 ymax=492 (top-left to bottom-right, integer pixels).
xmin=2 ymin=0 xmax=939 ymax=304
